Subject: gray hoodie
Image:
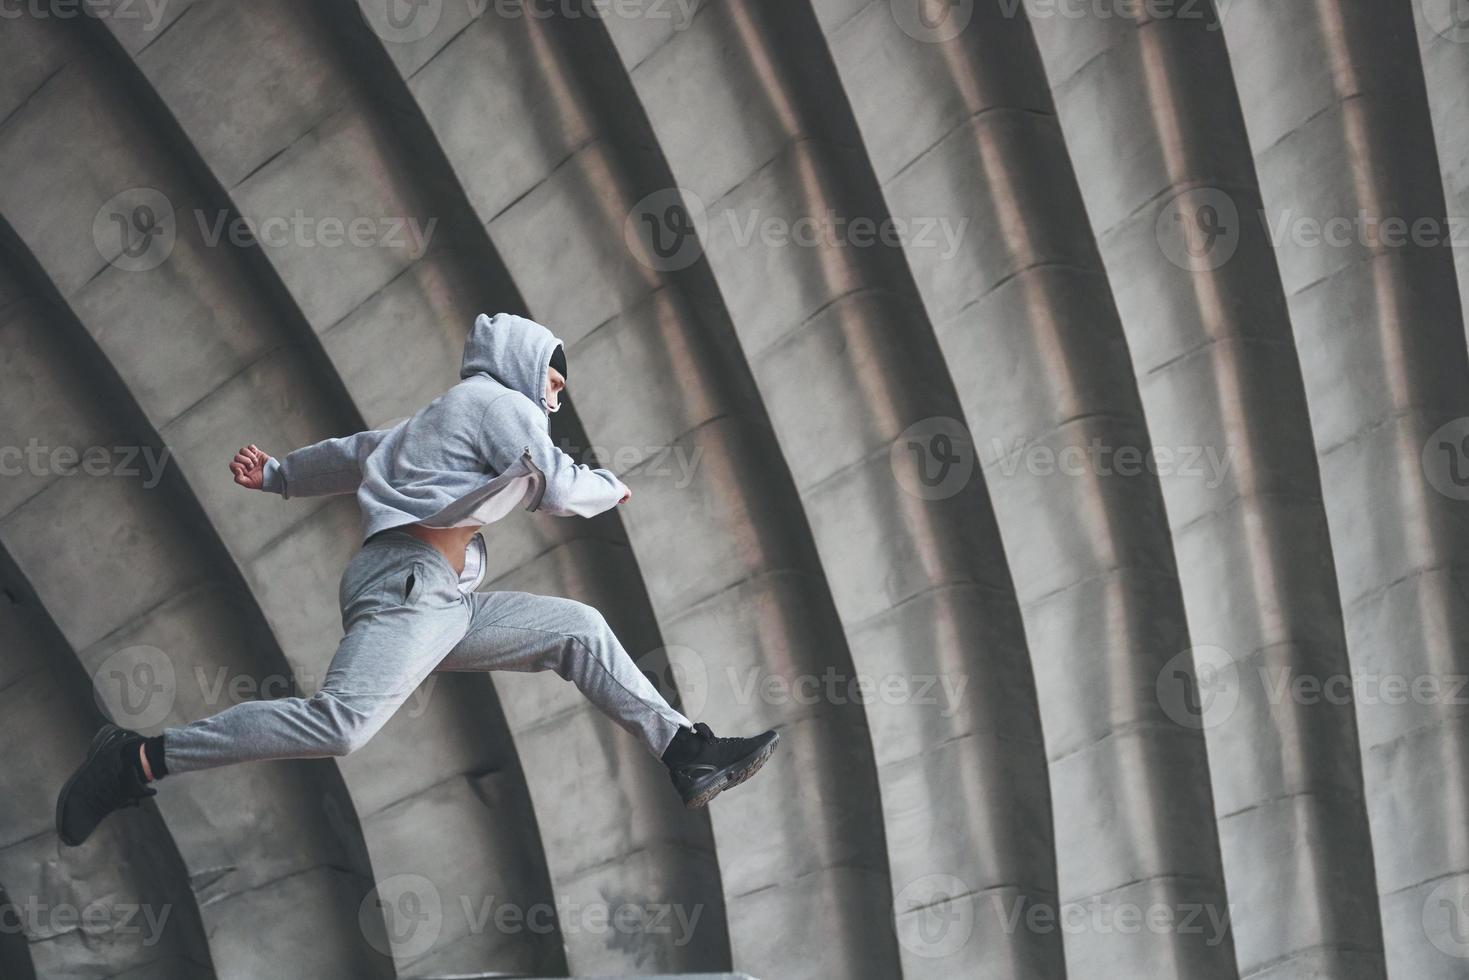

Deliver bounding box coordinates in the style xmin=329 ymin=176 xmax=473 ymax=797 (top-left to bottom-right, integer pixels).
xmin=261 ymin=313 xmax=626 ymax=551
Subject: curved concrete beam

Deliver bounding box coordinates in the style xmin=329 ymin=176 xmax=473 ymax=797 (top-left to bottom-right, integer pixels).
xmin=0 ymin=546 xmax=214 ymax=980
xmin=386 ymin=7 xmax=898 ymax=977
xmin=0 ymin=223 xmax=390 ymax=977
xmin=317 ymin=8 xmax=733 ymax=971
xmin=597 ymin=2 xmax=1059 ymax=976
xmin=3 ymin=12 xmax=550 ymax=975
xmin=1411 ymin=3 xmax=1469 ymax=337
xmin=817 ymin=1 xmax=1236 ymax=974
xmin=1218 ymin=1 xmax=1469 ymax=975
xmin=88 ymin=0 xmax=734 ymax=970
xmin=1010 ymin=4 xmax=1384 ymax=976
xmin=473 ymin=407 xmax=731 ymax=974
xmin=38 ymin=7 xmax=568 ymax=975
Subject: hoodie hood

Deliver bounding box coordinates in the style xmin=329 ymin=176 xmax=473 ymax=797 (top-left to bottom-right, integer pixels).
xmin=461 ymin=313 xmax=564 ymax=413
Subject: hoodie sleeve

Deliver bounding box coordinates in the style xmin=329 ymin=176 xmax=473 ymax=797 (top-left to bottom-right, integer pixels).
xmin=476 ymin=394 xmax=626 ymax=518
xmin=263 ymin=427 xmax=394 ymax=499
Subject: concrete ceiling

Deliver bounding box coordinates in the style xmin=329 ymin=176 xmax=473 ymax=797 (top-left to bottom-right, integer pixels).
xmin=2 ymin=1 xmax=1468 ymax=978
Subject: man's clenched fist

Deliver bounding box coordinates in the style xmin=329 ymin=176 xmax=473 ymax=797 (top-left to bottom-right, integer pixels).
xmin=230 ymin=444 xmax=272 ymax=491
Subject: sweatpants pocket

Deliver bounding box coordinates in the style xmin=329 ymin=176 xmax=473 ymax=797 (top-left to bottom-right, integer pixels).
xmin=390 ymin=560 xmax=424 ymax=606
xmin=342 ymin=554 xmax=424 ymax=617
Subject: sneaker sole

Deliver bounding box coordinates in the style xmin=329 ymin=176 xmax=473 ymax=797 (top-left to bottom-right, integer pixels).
xmin=684 ymin=732 xmax=780 ymax=810
xmin=55 ymin=724 xmax=127 ymax=847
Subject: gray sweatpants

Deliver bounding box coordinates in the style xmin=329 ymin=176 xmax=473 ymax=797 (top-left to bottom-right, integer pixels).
xmin=162 ymin=528 xmax=691 ymax=774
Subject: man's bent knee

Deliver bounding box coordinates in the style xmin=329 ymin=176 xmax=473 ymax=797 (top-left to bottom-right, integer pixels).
xmin=560 ymin=599 xmax=612 ymax=645
xmin=308 ymin=690 xmax=376 ymax=757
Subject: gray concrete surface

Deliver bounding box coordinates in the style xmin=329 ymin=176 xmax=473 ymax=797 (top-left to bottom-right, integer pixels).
xmin=1220 ymin=3 xmax=1469 ymax=976
xmin=3 ymin=0 xmax=1468 ymax=978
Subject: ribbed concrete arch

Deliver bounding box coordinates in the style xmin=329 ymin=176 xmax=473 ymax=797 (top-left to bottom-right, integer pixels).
xmin=814 ymin=1 xmax=1236 ymax=975
xmin=14 ymin=3 xmax=1469 ymax=979
xmin=472 ymin=407 xmax=731 ymax=974
xmin=0 ymin=543 xmax=214 ymax=980
xmin=0 ymin=221 xmax=390 ymax=976
xmin=1219 ymin=2 xmax=1469 ymax=975
xmin=1412 ymin=4 xmax=1469 ymax=336
xmin=88 ymin=0 xmax=726 ymax=970
xmin=378 ymin=6 xmax=898 ymax=977
xmin=66 ymin=6 xmax=567 ymax=974
xmin=1012 ymin=4 xmax=1384 ymax=977
xmin=315 ymin=9 xmax=733 ymax=971
xmin=596 ymin=3 xmax=1059 ymax=977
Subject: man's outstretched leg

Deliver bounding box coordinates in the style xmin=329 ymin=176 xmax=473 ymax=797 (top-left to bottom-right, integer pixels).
xmin=435 ymin=590 xmax=779 ymax=808
xmin=56 ymin=530 xmax=471 ymax=846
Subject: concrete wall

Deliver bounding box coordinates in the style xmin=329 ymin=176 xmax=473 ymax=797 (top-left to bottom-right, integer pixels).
xmin=2 ymin=0 xmax=1466 ymax=977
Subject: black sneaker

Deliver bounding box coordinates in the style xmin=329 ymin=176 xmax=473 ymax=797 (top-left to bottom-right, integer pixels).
xmin=55 ymin=724 xmax=157 ymax=847
xmin=664 ymin=722 xmax=779 ymax=809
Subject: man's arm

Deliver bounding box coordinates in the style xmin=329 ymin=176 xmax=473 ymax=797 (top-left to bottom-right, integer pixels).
xmin=477 ymin=395 xmax=627 ymax=517
xmin=230 ymin=427 xmax=396 ymax=499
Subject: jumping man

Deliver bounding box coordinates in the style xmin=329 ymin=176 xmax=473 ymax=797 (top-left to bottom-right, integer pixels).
xmin=56 ymin=312 xmax=779 ymax=847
